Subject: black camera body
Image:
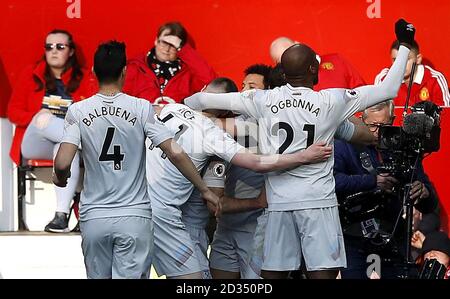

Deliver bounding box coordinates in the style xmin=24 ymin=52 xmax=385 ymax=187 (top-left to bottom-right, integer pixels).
xmin=377 ymin=102 xmax=442 ymax=183
xmin=418 ymin=258 xmax=448 ymax=279
xmin=378 ymin=101 xmax=442 ymax=155
xmin=378 ymin=125 xmax=441 ymax=154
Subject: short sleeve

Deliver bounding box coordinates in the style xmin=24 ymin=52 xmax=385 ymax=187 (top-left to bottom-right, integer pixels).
xmin=61 ymin=105 xmax=81 ymax=146
xmin=203 ymin=119 xmax=244 ymax=162
xmin=326 ymin=88 xmax=363 ymax=124
xmin=335 ymin=119 xmax=355 ymax=141
xmin=143 ymin=103 xmax=174 ymax=146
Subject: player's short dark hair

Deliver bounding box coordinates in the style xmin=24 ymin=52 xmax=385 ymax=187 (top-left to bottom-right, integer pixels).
xmin=94 ymin=40 xmax=126 ymax=84
xmin=244 ymin=64 xmax=272 ymax=89
xmin=391 ymin=40 xmax=420 ymax=54
xmin=208 ymin=77 xmax=238 ymax=93
xmin=268 ymin=63 xmax=286 ymax=88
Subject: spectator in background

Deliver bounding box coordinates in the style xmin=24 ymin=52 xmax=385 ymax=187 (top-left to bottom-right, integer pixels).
xmin=269 ymin=36 xmax=366 ymax=90
xmin=412 ymin=230 xmax=450 ymax=279
xmin=374 ymin=40 xmax=450 ymax=107
xmin=333 ymin=101 xmax=439 ymax=279
xmin=7 ymin=29 xmax=95 ymax=233
xmin=123 ymin=21 xmax=217 ymax=104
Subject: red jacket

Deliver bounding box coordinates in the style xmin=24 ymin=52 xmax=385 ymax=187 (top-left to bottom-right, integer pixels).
xmin=123 ymin=44 xmax=217 ymax=103
xmin=374 ymin=64 xmax=450 ymax=107
xmin=7 ymin=60 xmax=97 ymax=165
xmin=314 ymin=53 xmax=366 ymax=91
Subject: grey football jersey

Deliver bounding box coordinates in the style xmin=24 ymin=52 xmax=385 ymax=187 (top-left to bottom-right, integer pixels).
xmin=62 ymin=93 xmax=173 ymax=221
xmin=220 ymin=165 xmax=264 ymax=232
xmin=240 ymin=86 xmax=363 ymax=211
xmin=187 ymin=86 xmax=363 ymax=211
xmin=181 ymin=158 xmax=226 ymax=229
xmin=185 ymin=45 xmax=410 ymax=211
xmin=146 ymin=104 xmax=243 ymax=209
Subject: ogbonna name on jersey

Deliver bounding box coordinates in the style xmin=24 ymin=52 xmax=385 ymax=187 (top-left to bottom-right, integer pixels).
xmin=270 ymin=98 xmax=320 ymax=117
xmin=82 ymin=106 xmax=137 ymax=127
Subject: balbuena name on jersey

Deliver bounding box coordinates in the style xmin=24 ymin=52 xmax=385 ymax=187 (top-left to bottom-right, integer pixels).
xmin=82 ymin=106 xmax=137 ymax=127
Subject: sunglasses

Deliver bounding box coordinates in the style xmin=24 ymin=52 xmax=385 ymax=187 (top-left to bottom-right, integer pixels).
xmin=44 ymin=43 xmax=70 ymax=51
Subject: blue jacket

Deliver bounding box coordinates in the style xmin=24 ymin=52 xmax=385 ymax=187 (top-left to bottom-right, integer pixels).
xmin=333 ymin=139 xmax=438 ymax=214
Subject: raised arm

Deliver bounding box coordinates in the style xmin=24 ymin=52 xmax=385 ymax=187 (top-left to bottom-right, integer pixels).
xmin=354 ymin=20 xmax=415 ymax=111
xmin=184 ymin=90 xmax=261 ymax=119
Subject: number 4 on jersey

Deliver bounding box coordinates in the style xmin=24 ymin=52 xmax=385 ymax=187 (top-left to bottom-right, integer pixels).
xmin=99 ymin=127 xmax=124 ymax=170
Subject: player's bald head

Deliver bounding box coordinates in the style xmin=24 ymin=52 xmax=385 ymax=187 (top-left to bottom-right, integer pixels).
xmin=270 ymin=37 xmax=295 ymax=64
xmin=281 ymin=43 xmax=319 ymax=81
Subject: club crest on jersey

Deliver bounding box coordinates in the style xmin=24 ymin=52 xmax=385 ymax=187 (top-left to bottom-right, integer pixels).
xmin=321 ymin=62 xmax=334 ymax=70
xmin=419 ymin=87 xmax=430 ymax=101
xmin=212 ymin=163 xmax=226 ymax=177
xmin=345 ymin=89 xmax=360 ymax=101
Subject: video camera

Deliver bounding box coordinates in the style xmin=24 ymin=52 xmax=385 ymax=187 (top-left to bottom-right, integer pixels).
xmin=419 ymin=258 xmax=448 ymax=279
xmin=378 ymin=101 xmax=442 ymax=155
xmin=376 ymin=101 xmax=442 ymax=182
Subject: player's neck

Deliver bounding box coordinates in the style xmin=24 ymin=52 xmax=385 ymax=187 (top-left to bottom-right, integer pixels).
xmin=98 ymin=83 xmax=122 ymax=97
xmin=286 ymin=79 xmax=314 ymax=89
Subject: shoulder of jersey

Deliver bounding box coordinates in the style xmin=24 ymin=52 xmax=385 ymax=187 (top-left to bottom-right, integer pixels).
xmin=161 ymin=103 xmax=192 ymax=114
xmin=128 ymin=94 xmax=150 ymax=104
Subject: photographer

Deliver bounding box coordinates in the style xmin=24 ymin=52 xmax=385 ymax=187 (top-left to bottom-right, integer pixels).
xmin=333 ymin=100 xmax=439 ymax=279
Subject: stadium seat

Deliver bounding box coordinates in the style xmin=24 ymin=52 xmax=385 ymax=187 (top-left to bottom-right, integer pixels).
xmin=17 ymin=157 xmax=80 ymax=231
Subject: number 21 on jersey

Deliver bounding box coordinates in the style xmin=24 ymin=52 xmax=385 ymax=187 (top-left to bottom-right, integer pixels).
xmin=271 ymin=122 xmax=315 ymax=154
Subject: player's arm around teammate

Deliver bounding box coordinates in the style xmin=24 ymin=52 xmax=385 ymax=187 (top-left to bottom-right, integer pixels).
xmin=184 ymin=19 xmax=415 ymax=122
xmin=230 ymin=141 xmax=331 ymax=173
xmin=159 ymin=138 xmax=222 ymax=215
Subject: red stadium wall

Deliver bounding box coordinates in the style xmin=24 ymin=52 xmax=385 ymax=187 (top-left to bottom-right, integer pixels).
xmin=0 ymin=0 xmax=449 ymax=231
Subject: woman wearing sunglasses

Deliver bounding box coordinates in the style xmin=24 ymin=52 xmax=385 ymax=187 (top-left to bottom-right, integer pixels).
xmin=7 ymin=29 xmax=96 ymax=232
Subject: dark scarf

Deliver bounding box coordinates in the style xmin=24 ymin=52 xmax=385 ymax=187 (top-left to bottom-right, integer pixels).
xmin=147 ymin=48 xmax=181 ymax=93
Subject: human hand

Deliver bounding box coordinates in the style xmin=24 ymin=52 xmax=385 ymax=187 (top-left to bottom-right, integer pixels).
xmin=376 ymin=174 xmax=398 ymax=193
xmin=160 ymin=35 xmax=182 ymax=50
xmin=411 ymin=230 xmax=426 ymax=249
xmin=409 ymin=180 xmax=429 ymax=201
xmin=52 ymin=171 xmax=70 ymax=187
xmin=301 ymin=141 xmax=332 ymax=164
xmin=395 ymin=18 xmax=415 ymax=47
xmin=202 ymin=188 xmax=222 ymax=218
